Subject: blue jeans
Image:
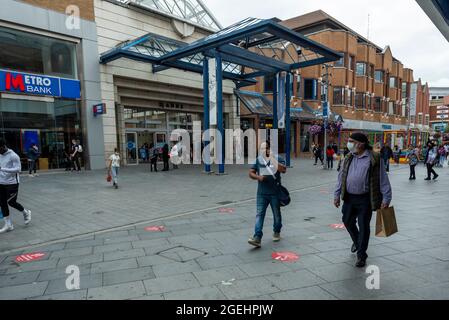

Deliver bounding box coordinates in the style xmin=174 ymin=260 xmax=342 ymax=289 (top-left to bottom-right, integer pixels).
xmin=111 ymin=166 xmax=119 ymax=184
xmin=254 ymin=194 xmax=282 ymax=239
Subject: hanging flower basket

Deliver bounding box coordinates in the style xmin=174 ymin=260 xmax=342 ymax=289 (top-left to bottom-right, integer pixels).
xmin=308 ymin=124 xmax=322 ymax=136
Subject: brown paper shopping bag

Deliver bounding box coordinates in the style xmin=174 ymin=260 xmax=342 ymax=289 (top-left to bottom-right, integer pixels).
xmin=375 ymin=206 xmax=398 ymax=237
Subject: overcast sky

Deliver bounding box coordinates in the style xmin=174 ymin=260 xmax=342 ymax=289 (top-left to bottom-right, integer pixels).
xmin=202 ymin=0 xmax=449 ymax=87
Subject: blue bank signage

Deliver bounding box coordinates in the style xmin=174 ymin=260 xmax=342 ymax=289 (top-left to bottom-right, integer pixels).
xmin=0 ymin=69 xmax=81 ymax=99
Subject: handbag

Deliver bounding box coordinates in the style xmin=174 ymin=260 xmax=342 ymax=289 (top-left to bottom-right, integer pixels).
xmin=106 ymin=172 xmax=112 ymax=182
xmin=261 ymin=157 xmax=291 ymax=207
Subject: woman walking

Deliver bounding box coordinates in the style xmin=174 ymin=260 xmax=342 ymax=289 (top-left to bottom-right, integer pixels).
xmin=108 ymin=148 xmax=120 ymax=189
xmin=425 ymin=143 xmax=439 ymax=181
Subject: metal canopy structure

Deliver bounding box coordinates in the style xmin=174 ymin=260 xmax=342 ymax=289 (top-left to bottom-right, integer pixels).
xmin=100 ymin=17 xmax=341 ymax=172
xmin=114 ymin=0 xmax=222 ymax=31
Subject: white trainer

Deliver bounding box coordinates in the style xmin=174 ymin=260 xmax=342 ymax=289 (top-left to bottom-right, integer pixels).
xmin=23 ymin=209 xmax=31 ymax=225
xmin=0 ymin=218 xmax=14 ymax=233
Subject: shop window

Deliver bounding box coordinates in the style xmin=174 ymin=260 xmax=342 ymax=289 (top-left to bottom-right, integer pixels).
xmin=51 ymin=43 xmax=73 ymax=75
xmin=333 ymin=87 xmax=345 ymax=105
xmin=303 ymin=79 xmax=317 ymax=100
xmin=0 ymin=26 xmax=77 ymax=78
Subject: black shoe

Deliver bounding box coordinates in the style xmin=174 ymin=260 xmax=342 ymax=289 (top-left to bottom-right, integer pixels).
xmin=351 ymin=243 xmax=357 ymax=253
xmin=433 ymin=174 xmax=439 ymax=180
xmin=424 ymin=177 xmax=431 ymax=181
xmin=355 ymin=257 xmax=366 ymax=268
xmin=409 ymin=177 xmax=413 ymax=180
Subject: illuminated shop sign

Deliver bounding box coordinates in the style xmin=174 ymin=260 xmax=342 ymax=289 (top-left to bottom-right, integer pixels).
xmin=0 ymin=70 xmax=80 ymax=99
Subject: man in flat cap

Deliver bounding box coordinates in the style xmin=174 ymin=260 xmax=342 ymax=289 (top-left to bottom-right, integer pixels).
xmin=334 ymin=132 xmax=392 ymax=267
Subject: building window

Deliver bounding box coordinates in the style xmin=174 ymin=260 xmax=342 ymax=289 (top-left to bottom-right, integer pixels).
xmin=410 ymin=115 xmax=415 ymax=124
xmin=418 ymin=113 xmax=423 ymax=124
xmin=334 ymin=53 xmax=345 ymax=67
xmin=333 ymin=87 xmax=345 ymax=105
xmin=375 ymin=97 xmax=382 ymax=112
xmin=295 ymin=75 xmax=301 ymax=98
xmin=264 ymin=74 xmax=275 ymax=93
xmin=425 ymin=114 xmax=430 ymax=126
xmin=388 ymin=102 xmax=394 ymax=114
xmin=389 ymin=77 xmax=397 ymax=88
xmin=402 ymin=83 xmax=407 ymax=99
xmin=348 ymin=55 xmax=354 ymax=71
xmin=303 ymin=79 xmax=317 ymax=100
xmin=368 ymin=95 xmax=372 ymax=110
xmin=375 ymin=71 xmax=384 ymax=83
xmin=356 ymin=62 xmax=367 ymax=76
xmin=0 ymin=25 xmax=77 ymax=78
xmin=355 ymin=93 xmax=366 ymax=109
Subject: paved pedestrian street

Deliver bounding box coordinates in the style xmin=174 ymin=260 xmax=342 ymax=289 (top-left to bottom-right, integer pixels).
xmin=0 ymin=160 xmax=448 ymax=300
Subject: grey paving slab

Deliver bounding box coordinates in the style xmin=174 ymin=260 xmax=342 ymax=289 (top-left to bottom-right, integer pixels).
xmin=193 ymin=266 xmax=249 ymax=286
xmin=239 ymin=260 xmax=291 ymax=277
xmin=30 ymin=290 xmax=88 ymax=300
xmin=103 ymin=266 xmax=156 ymax=286
xmin=38 ymin=265 xmax=91 ymax=282
xmin=383 ymin=251 xmax=443 ymax=267
xmin=93 ymin=242 xmax=133 ymax=255
xmin=57 ymin=253 xmax=103 ymax=267
xmin=137 ymin=255 xmax=175 ymax=267
xmin=143 ymin=273 xmax=201 ymax=295
xmin=103 ymin=248 xmax=146 ymax=262
xmin=408 ymin=282 xmax=449 ymax=299
xmin=271 ymin=286 xmax=338 ymax=300
xmin=87 ymin=281 xmax=146 ymax=300
xmin=164 ymin=286 xmax=227 ymax=300
xmin=0 ymin=271 xmax=40 ymax=288
xmin=45 ymin=273 xmax=103 ymax=295
xmin=49 ymin=247 xmax=93 ymax=259
xmin=0 ymin=281 xmax=48 ymax=300
xmin=152 ymin=260 xmax=203 ymax=278
xmin=218 ymin=276 xmax=281 ymax=299
xmin=264 ymin=269 xmax=327 ymax=291
xmin=91 ymin=258 xmax=138 ymax=274
xmin=196 ymin=254 xmax=244 ymax=270
xmin=6 ymin=259 xmax=59 ymax=274
xmin=308 ymin=263 xmax=366 ymax=282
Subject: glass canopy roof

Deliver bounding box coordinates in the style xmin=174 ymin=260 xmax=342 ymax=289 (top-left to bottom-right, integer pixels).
xmin=114 ymin=0 xmax=222 ymax=31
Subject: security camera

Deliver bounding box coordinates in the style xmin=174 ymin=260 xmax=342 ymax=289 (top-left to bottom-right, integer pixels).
xmin=296 ymin=48 xmax=302 ymax=55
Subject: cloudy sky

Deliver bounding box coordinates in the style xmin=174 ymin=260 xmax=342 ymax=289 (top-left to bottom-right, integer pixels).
xmin=202 ymin=0 xmax=449 ymax=87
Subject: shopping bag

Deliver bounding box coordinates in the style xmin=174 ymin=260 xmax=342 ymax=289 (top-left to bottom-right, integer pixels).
xmin=106 ymin=173 xmax=112 ymax=182
xmin=375 ymin=206 xmax=398 ymax=237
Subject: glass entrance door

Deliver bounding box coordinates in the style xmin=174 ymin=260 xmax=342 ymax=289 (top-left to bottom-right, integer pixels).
xmin=126 ymin=132 xmax=138 ymax=165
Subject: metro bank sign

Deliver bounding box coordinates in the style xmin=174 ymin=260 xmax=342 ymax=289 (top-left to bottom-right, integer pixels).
xmin=0 ymin=70 xmax=81 ymax=99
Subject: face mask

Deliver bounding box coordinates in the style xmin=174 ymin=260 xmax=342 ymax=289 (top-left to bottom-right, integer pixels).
xmin=347 ymin=142 xmax=356 ymax=153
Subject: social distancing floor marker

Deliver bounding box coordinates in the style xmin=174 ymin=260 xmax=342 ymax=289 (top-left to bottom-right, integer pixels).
xmin=218 ymin=208 xmax=234 ymax=214
xmin=271 ymin=251 xmax=299 ymax=262
xmin=330 ymin=223 xmax=345 ymax=229
xmin=15 ymin=252 xmax=46 ymax=263
xmin=144 ymin=226 xmax=166 ymax=232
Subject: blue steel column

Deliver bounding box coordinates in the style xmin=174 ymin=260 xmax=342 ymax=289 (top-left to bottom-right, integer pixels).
xmin=272 ymin=73 xmax=278 ymax=130
xmin=203 ymin=57 xmax=211 ymax=173
xmin=285 ymin=73 xmax=292 ymax=167
xmin=216 ymin=52 xmax=225 ymax=174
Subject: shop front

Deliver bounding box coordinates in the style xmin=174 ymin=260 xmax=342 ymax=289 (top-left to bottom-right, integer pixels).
xmin=0 ymin=26 xmax=83 ymax=171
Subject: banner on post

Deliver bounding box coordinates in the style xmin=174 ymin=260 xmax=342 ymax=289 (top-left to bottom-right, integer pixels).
xmin=277 ymin=72 xmax=286 ymax=129
xmin=208 ymin=58 xmax=217 ymax=126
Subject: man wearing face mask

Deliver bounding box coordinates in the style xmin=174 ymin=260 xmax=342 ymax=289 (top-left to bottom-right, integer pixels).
xmin=0 ymin=139 xmax=32 ymax=233
xmin=334 ymin=132 xmax=392 ymax=267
